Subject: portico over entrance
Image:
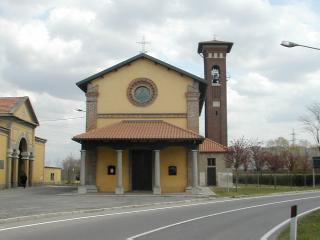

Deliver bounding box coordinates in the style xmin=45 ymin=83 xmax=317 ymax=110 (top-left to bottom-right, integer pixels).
xmin=73 ymin=120 xmax=204 ymax=194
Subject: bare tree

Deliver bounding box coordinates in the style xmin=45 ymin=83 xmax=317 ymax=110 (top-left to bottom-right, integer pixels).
xmin=250 ymin=140 xmax=265 ymax=186
xmin=227 ymin=137 xmax=251 ymax=191
xmin=300 ymin=102 xmax=320 ymax=152
xmin=62 ymin=154 xmax=80 ymax=184
xmin=298 ymin=154 xmax=311 ymax=186
xmin=250 ymin=140 xmax=265 ymax=171
xmin=286 ymin=151 xmax=299 ymax=172
xmin=265 ymin=152 xmax=284 ymax=172
xmin=264 ymin=152 xmax=285 ymax=189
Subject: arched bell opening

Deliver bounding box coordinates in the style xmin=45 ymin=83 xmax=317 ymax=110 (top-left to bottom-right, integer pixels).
xmin=211 ymin=65 xmax=220 ymax=85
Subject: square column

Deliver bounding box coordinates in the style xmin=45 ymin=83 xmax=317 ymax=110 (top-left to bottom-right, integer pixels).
xmin=78 ymin=150 xmax=87 ymax=194
xmin=21 ymin=152 xmax=30 ymax=187
xmin=6 ymin=149 xmax=13 ymax=189
xmin=153 ymin=150 xmax=161 ymax=194
xmin=29 ymin=153 xmax=34 ymax=186
xmin=12 ymin=150 xmax=19 ymax=187
xmin=115 ymin=150 xmax=124 ymax=194
xmin=192 ymin=149 xmax=199 ymax=188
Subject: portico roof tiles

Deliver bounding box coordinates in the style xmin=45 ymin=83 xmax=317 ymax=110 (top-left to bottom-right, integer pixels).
xmin=0 ymin=97 xmax=23 ymax=114
xmin=199 ymin=138 xmax=228 ymax=153
xmin=73 ymin=120 xmax=204 ymax=142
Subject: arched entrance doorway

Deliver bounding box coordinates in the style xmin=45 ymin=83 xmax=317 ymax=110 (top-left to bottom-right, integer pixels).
xmin=17 ymin=138 xmax=28 ymax=186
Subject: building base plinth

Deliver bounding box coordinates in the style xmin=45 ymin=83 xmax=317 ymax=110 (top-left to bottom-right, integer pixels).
xmin=78 ymin=186 xmax=87 ymax=194
xmin=153 ymin=186 xmax=161 ymax=195
xmin=115 ymin=187 xmax=124 ymax=195
xmin=186 ymin=187 xmax=210 ymax=195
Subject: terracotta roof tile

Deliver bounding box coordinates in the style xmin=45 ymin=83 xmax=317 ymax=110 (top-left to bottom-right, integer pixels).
xmin=199 ymin=138 xmax=228 ymax=153
xmin=73 ymin=120 xmax=204 ymax=142
xmin=0 ymin=97 xmax=23 ymax=114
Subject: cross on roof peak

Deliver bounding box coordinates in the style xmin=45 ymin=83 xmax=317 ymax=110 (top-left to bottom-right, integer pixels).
xmin=136 ymin=35 xmax=151 ymax=53
xmin=213 ymin=34 xmax=218 ymax=40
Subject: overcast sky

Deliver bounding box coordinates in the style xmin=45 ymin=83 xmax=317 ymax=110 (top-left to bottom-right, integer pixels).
xmin=0 ymin=0 xmax=319 ymax=166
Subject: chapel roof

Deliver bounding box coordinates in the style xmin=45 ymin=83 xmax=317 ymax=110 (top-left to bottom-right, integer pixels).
xmin=77 ymin=53 xmax=206 ymax=92
xmin=0 ymin=96 xmax=39 ymax=125
xmin=0 ymin=97 xmax=23 ymax=114
xmin=199 ymin=138 xmax=228 ymax=153
xmin=76 ymin=53 xmax=207 ymax=111
xmin=73 ymin=120 xmax=204 ymax=143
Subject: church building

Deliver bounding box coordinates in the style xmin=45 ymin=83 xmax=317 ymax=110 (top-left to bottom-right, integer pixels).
xmin=73 ymin=40 xmax=233 ymax=194
xmin=0 ymin=97 xmax=46 ymax=189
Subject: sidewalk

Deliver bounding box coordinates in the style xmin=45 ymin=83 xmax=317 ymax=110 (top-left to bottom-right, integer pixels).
xmin=0 ymin=186 xmax=209 ymax=221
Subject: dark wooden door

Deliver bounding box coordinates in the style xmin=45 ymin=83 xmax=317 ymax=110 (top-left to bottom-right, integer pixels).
xmin=207 ymin=167 xmax=216 ymax=186
xmin=132 ymin=150 xmax=152 ymax=191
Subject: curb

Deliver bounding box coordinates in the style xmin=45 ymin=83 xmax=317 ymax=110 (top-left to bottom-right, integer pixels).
xmin=0 ymin=197 xmax=212 ymax=225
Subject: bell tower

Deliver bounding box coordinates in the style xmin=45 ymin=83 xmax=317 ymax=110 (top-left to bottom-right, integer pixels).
xmin=198 ymin=40 xmax=233 ymax=146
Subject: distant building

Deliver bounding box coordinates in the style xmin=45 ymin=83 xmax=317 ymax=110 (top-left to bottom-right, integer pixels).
xmin=44 ymin=166 xmax=62 ymax=185
xmin=73 ymin=40 xmax=233 ymax=194
xmin=0 ymin=97 xmax=46 ymax=189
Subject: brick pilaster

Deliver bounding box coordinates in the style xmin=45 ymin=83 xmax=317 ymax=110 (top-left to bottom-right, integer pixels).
xmin=85 ymin=84 xmax=99 ymax=131
xmin=186 ymin=82 xmax=200 ymax=133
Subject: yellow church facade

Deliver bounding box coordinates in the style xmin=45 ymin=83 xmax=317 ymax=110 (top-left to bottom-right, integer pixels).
xmin=0 ymin=97 xmax=46 ymax=189
xmin=74 ymin=43 xmax=230 ymax=194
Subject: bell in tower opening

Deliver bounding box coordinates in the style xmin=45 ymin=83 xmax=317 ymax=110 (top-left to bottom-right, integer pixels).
xmin=211 ymin=65 xmax=220 ymax=85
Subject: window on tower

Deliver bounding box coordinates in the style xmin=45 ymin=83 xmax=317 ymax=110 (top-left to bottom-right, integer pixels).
xmin=211 ymin=65 xmax=220 ymax=85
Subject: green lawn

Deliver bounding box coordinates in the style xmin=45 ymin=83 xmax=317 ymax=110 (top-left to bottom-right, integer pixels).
xmin=277 ymin=210 xmax=320 ymax=240
xmin=211 ymin=184 xmax=319 ymax=198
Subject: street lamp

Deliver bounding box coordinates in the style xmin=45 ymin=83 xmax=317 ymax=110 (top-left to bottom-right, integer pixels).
xmin=282 ymin=40 xmax=320 ymax=189
xmin=281 ymin=41 xmax=320 ymax=51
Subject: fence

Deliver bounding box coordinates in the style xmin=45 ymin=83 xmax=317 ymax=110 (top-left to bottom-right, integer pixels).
xmin=234 ymin=171 xmax=320 ymax=187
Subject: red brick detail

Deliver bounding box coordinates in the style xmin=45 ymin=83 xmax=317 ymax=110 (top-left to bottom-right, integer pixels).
xmin=86 ymin=84 xmax=98 ymax=131
xmin=201 ymin=44 xmax=230 ymax=146
xmin=186 ymin=83 xmax=200 ymax=133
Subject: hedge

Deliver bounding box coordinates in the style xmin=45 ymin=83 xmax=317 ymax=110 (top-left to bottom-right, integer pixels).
xmin=234 ymin=173 xmax=320 ymax=186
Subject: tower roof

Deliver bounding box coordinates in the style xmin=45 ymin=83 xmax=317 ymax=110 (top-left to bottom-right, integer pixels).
xmin=198 ymin=40 xmax=233 ymax=54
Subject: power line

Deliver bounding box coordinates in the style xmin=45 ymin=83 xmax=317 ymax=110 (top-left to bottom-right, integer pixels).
xmin=40 ymin=116 xmax=85 ymax=122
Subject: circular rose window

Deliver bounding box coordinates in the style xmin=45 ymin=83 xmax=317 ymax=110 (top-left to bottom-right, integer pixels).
xmin=127 ymin=78 xmax=157 ymax=106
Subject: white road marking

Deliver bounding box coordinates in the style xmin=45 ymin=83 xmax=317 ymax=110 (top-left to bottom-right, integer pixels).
xmin=0 ymin=191 xmax=319 ymax=233
xmin=260 ymin=205 xmax=320 ymax=240
xmin=126 ymin=195 xmax=320 ymax=240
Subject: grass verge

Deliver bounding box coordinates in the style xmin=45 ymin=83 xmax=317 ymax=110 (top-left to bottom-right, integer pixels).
xmin=211 ymin=184 xmax=319 ymax=198
xmin=277 ymin=210 xmax=320 ymax=240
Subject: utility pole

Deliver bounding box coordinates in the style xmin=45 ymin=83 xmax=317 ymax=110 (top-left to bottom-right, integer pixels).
xmin=290 ymin=129 xmax=297 ymax=146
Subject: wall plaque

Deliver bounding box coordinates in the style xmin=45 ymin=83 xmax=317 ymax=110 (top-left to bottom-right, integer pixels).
xmin=108 ymin=165 xmax=116 ymax=175
xmin=168 ymin=166 xmax=177 ymax=176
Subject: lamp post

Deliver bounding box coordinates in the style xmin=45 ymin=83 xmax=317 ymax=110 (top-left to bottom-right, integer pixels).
xmin=281 ymin=40 xmax=319 ymax=189
xmin=281 ymin=41 xmax=320 ymax=51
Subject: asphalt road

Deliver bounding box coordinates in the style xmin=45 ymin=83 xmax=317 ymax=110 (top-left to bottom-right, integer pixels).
xmin=0 ymin=191 xmax=319 ymax=240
